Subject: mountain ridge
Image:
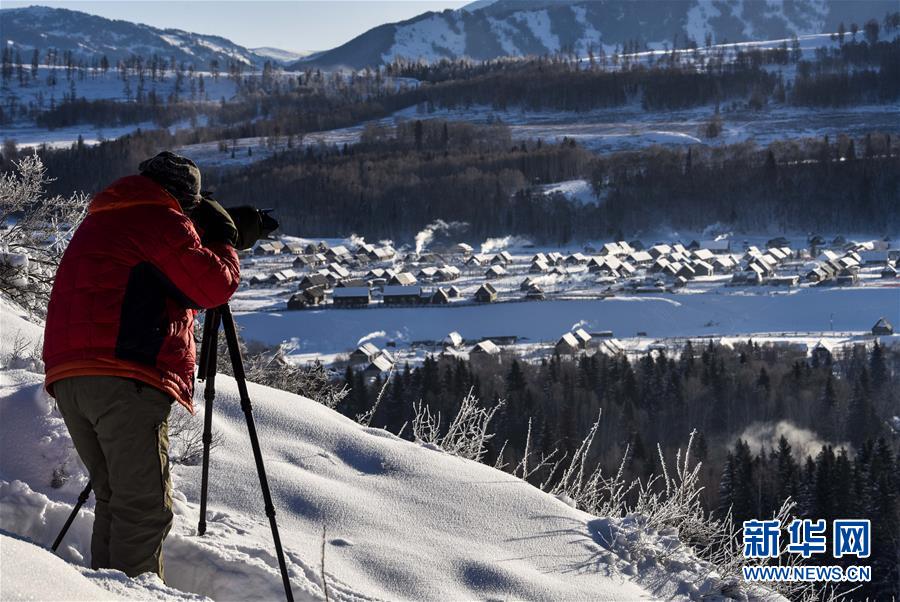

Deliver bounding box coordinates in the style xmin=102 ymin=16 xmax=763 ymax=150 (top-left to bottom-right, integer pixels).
xmin=0 ymin=5 xmax=296 ymax=67
xmin=293 ymin=0 xmax=896 ymax=69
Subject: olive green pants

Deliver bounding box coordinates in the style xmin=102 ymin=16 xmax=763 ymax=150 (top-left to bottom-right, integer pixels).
xmin=54 ymin=376 xmax=174 ymax=580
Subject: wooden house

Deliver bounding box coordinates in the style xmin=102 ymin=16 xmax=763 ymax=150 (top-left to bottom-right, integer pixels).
xmin=470 ymin=340 xmax=500 ymax=356
xmin=332 ymin=287 xmax=371 ymax=307
xmin=872 ymin=317 xmax=894 ymax=336
xmin=474 ymin=283 xmax=498 ymax=303
xmin=555 ymin=333 xmax=580 ymax=355
xmin=350 ymin=343 xmax=381 ymax=364
xmin=486 ymin=265 xmax=508 ymax=279
xmin=382 ymin=285 xmax=423 ymax=305
xmin=389 ymin=272 xmax=418 ymax=286
xmin=444 ymin=331 xmax=464 ymax=349
xmin=430 ymin=288 xmax=451 ymax=305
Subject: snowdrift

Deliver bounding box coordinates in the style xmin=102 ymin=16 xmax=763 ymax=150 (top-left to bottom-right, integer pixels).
xmin=1 ymin=297 xmax=750 ymax=600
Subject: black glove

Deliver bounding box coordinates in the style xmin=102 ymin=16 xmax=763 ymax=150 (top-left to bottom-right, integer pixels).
xmin=191 ymin=196 xmax=239 ymax=247
xmin=226 ymin=206 xmax=279 ymax=250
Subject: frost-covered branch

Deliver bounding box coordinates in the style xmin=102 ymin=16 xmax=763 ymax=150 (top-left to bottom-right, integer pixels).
xmin=0 ymin=154 xmax=88 ymax=314
xmin=356 ymin=368 xmax=392 ymax=427
xmin=411 ymin=388 xmax=503 ymax=463
xmin=168 ymin=409 xmax=223 ymax=465
xmin=543 ymin=422 xmax=821 ymax=600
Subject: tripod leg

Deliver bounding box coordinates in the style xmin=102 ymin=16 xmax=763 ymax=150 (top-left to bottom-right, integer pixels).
xmin=52 ymin=481 xmax=92 ymax=552
xmin=198 ymin=308 xmax=221 ymax=537
xmin=220 ymin=304 xmax=294 ymax=602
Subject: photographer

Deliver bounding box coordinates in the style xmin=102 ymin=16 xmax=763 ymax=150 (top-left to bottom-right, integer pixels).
xmin=42 ymin=151 xmax=273 ymax=581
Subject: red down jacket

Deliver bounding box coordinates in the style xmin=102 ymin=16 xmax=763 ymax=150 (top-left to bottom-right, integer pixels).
xmin=43 ymin=175 xmax=240 ymax=413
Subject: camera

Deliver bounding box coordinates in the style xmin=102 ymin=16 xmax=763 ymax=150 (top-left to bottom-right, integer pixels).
xmin=195 ymin=191 xmax=279 ymax=250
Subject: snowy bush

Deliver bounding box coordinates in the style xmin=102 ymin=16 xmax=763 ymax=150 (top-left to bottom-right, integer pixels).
xmin=0 ymin=154 xmax=88 ymax=315
xmin=244 ymin=352 xmax=349 ymax=409
xmin=411 ymin=388 xmax=503 ymax=463
xmin=203 ymin=322 xmax=350 ymax=410
xmin=0 ymin=330 xmax=43 ymax=371
xmin=542 ymin=418 xmax=830 ymax=601
xmin=168 ymin=408 xmax=222 ymax=465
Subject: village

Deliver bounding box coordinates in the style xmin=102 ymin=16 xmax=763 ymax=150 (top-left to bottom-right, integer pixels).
xmin=230 ymin=233 xmax=900 ymax=380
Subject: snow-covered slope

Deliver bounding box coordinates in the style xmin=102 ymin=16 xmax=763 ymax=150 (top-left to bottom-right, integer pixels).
xmin=251 ymin=47 xmax=317 ymax=65
xmin=297 ymin=0 xmax=895 ymax=69
xmin=0 ymin=6 xmax=270 ymax=67
xmin=0 ymin=532 xmax=204 ymax=601
xmin=0 ymin=296 xmax=754 ymax=600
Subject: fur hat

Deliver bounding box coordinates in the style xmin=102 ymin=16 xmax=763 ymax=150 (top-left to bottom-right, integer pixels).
xmin=138 ymin=151 xmax=202 ymax=210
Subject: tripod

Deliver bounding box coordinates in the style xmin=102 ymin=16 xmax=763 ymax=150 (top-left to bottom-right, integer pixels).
xmin=51 ymin=304 xmax=293 ymax=602
xmin=197 ymin=303 xmax=294 ymax=602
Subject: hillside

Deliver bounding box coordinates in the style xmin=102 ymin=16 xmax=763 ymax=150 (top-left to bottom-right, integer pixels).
xmin=0 ymin=5 xmax=279 ymax=67
xmin=296 ymin=0 xmax=895 ymax=69
xmin=0 ymin=296 xmax=769 ymax=601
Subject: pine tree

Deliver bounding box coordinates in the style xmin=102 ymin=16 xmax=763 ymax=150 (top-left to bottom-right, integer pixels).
xmin=717 ymin=451 xmax=736 ymax=519
xmin=813 ymin=445 xmax=837 ymax=521
xmin=869 ymin=340 xmax=887 ymax=390
xmin=730 ymin=440 xmax=756 ymax=523
xmin=797 ymin=457 xmax=817 ymax=518
xmin=30 ymin=48 xmax=39 ymax=80
xmin=846 ymin=368 xmax=879 ymax=447
xmin=774 ymin=436 xmax=798 ymax=503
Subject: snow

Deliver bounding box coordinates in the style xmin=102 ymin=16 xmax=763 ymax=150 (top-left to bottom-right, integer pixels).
xmin=392 ymin=103 xmax=898 ymax=154
xmin=0 ymin=533 xmax=204 ymax=601
xmin=0 ymin=295 xmax=44 ymax=364
xmin=459 ymin=0 xmax=499 ymax=13
xmin=570 ymin=4 xmax=605 ymax=55
xmin=160 ymin=34 xmax=196 ymax=56
xmin=383 ymin=12 xmax=467 ymax=64
xmin=0 ymin=67 xmax=238 ymax=111
xmin=0 ymin=294 xmax=739 ymax=601
xmin=513 ymin=9 xmax=560 ymax=54
xmin=685 ymin=0 xmax=721 ymax=45
xmin=251 ymin=47 xmax=315 ymax=64
xmin=541 ymin=178 xmax=599 ymax=205
xmin=188 ymin=102 xmax=897 ymax=171
xmin=2 ymin=122 xmax=157 ymax=150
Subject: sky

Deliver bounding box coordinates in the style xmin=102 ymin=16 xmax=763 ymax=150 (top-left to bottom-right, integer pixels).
xmin=2 ymin=0 xmax=470 ymax=53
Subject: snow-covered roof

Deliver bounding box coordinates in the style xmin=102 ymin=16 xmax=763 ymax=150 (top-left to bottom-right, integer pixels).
xmin=333 ymin=287 xmax=370 ymax=298
xmin=383 ymin=285 xmax=422 ymax=296
xmin=573 ymin=328 xmax=592 ymax=344
xmin=557 ymin=333 xmax=580 ymax=349
xmin=471 ymin=340 xmax=500 ymax=354
xmin=354 ymin=342 xmax=380 ymax=356
xmin=366 ymin=354 xmax=394 ymax=373
xmin=444 ymin=331 xmax=464 ymax=347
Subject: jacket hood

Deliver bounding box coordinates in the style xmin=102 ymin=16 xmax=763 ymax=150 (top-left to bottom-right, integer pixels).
xmin=88 ymin=175 xmax=183 ymax=215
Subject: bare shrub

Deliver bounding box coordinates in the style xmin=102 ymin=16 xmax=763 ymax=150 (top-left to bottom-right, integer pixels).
xmin=356 ymin=369 xmax=392 ymax=427
xmin=0 ymin=330 xmax=43 ymax=372
xmin=0 ymin=154 xmax=88 ymax=315
xmin=201 ymin=318 xmax=350 ymax=409
xmin=701 ymin=113 xmax=723 ymax=139
xmin=542 ymin=418 xmax=824 ymax=601
xmin=411 ymin=388 xmax=503 ymax=463
xmin=245 ymin=352 xmax=349 ymax=409
xmin=168 ymin=408 xmax=223 ymax=465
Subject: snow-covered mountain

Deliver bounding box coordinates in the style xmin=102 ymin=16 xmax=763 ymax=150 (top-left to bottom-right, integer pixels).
xmin=0 ymin=293 xmax=775 ymax=600
xmin=250 ymin=47 xmax=318 ymax=65
xmin=0 ymin=5 xmax=285 ymax=68
xmin=296 ymin=0 xmax=895 ymax=69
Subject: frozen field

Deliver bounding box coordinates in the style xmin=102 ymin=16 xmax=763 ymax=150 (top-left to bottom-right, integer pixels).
xmin=175 ymin=102 xmax=900 ymax=171
xmin=234 ymin=286 xmax=900 ymax=355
